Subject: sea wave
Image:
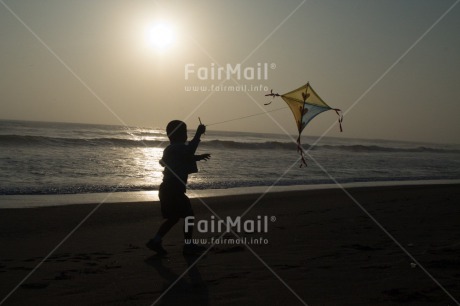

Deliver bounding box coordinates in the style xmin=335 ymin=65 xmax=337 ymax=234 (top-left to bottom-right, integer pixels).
xmin=1 ymin=134 xmax=459 ymax=153
xmin=0 ymin=135 xmax=168 ymax=148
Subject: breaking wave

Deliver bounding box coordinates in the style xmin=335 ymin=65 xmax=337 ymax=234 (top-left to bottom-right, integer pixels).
xmin=1 ymin=134 xmax=459 ymax=153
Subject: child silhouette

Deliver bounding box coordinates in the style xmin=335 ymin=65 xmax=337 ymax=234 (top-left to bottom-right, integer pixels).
xmin=147 ymin=120 xmax=210 ymax=255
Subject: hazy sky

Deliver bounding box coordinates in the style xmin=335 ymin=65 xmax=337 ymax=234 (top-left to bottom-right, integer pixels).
xmin=1 ymin=0 xmax=459 ymax=144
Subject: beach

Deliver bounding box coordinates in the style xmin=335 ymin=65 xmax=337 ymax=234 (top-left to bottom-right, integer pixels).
xmin=2 ymin=0 xmax=460 ymax=305
xmin=0 ymin=183 xmax=459 ymax=305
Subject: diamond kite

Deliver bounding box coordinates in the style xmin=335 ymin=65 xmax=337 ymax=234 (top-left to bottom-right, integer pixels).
xmin=265 ymin=82 xmax=343 ymax=167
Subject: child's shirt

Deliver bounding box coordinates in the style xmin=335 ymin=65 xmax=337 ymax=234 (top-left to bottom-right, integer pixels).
xmin=160 ymin=137 xmax=200 ymax=189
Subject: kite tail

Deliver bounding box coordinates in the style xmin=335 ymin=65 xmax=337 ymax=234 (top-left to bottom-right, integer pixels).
xmin=296 ymin=135 xmax=308 ymax=168
xmin=264 ymin=89 xmax=280 ymax=105
xmin=333 ymin=109 xmax=343 ymax=132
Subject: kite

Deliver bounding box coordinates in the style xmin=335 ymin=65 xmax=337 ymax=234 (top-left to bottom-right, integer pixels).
xmin=265 ymin=82 xmax=343 ymax=167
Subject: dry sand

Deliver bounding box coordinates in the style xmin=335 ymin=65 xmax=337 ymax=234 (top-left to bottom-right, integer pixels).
xmin=0 ymin=184 xmax=459 ymax=305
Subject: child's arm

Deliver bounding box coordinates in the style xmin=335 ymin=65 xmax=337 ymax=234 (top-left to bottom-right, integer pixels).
xmin=195 ymin=153 xmax=211 ymax=161
xmin=188 ymin=124 xmax=206 ymax=154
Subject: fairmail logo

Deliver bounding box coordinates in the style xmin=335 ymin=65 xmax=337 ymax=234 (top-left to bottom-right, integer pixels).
xmin=185 ymin=215 xmax=276 ymax=233
xmin=184 ymin=62 xmax=276 ymax=81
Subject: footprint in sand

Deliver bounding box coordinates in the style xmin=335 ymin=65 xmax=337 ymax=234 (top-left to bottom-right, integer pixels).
xmin=10 ymin=266 xmax=33 ymax=271
xmin=273 ymin=264 xmax=301 ymax=270
xmin=91 ymin=251 xmax=113 ymax=260
xmin=54 ymin=271 xmax=73 ymax=280
xmin=20 ymin=282 xmax=49 ymax=289
xmin=342 ymin=244 xmax=382 ymax=251
xmin=213 ymin=246 xmax=245 ymax=254
xmin=360 ymin=264 xmax=392 ymax=270
xmin=123 ymin=244 xmax=141 ymax=253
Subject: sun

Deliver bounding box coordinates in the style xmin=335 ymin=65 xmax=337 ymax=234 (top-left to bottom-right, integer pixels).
xmin=147 ymin=23 xmax=175 ymax=51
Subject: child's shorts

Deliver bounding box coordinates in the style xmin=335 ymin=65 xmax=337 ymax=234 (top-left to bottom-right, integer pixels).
xmin=159 ymin=182 xmax=193 ymax=219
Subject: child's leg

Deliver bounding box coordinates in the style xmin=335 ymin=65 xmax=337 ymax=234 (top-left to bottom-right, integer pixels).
xmin=184 ymin=220 xmax=193 ymax=240
xmin=156 ymin=218 xmax=179 ymax=239
xmin=147 ymin=218 xmax=179 ymax=254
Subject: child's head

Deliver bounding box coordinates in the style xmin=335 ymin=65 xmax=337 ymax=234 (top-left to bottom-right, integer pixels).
xmin=166 ymin=120 xmax=187 ymax=142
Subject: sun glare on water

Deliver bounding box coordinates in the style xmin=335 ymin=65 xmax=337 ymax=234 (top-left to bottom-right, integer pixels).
xmin=147 ymin=23 xmax=175 ymax=51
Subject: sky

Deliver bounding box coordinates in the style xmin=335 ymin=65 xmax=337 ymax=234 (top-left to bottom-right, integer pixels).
xmin=1 ymin=0 xmax=459 ymax=144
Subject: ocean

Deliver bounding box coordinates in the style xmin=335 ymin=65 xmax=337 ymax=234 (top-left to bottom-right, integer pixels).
xmin=1 ymin=119 xmax=460 ymax=198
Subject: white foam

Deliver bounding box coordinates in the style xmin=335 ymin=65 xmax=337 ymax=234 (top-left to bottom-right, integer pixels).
xmin=1 ymin=179 xmax=459 ymax=209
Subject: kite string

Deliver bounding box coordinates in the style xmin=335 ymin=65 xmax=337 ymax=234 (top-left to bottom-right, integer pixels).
xmin=205 ymin=106 xmax=288 ymax=127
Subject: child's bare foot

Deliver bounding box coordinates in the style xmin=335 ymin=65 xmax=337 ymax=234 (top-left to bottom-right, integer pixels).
xmin=146 ymin=239 xmax=167 ymax=255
